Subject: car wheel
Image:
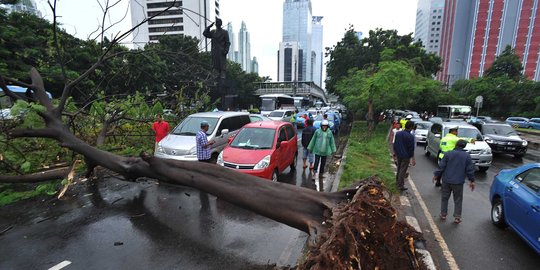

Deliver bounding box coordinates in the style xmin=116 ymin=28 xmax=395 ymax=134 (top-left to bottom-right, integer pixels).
xmin=491 ymin=198 xmax=508 ymax=228
xmin=272 ymin=169 xmax=279 ymax=182
xmin=479 ymin=166 xmax=489 ymax=173
xmin=424 ymin=144 xmax=431 ymax=157
xmin=290 ymin=152 xmax=297 ymax=171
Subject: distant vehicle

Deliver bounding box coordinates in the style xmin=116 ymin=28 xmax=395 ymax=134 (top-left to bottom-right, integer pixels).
xmin=1 ymin=85 xmax=53 ymax=121
xmin=313 ymin=114 xmax=337 ymax=133
xmin=217 ymin=121 xmax=298 ymax=181
xmin=267 ymin=109 xmax=295 ymax=122
xmin=476 ymin=116 xmax=498 ymax=123
xmin=295 ymin=111 xmax=312 ymax=128
xmin=528 ymin=118 xmax=540 ymax=130
xmin=489 ymin=163 xmax=540 ymax=254
xmin=506 ymin=117 xmax=530 ymax=128
xmin=429 ymin=117 xmax=443 ymax=123
xmin=155 ymin=111 xmax=250 ymax=161
xmin=249 ymin=114 xmax=273 ymax=122
xmin=437 ymin=105 xmax=472 ymax=120
xmin=413 ymin=121 xmax=432 ymax=144
xmin=259 ymin=94 xmax=294 ymax=116
xmin=293 ymin=96 xmax=311 ymax=109
xmin=425 ymin=121 xmax=492 ymax=172
xmin=472 ymin=122 xmax=528 ymax=158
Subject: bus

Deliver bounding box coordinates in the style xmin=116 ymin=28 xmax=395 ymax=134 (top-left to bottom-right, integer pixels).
xmin=293 ymin=96 xmax=310 ymax=109
xmin=259 ymin=94 xmax=295 ymax=116
xmin=437 ymin=105 xmax=472 ymax=120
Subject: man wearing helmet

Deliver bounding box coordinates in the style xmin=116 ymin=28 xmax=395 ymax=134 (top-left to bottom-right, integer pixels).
xmin=400 ymin=114 xmax=413 ymax=129
xmin=307 ymin=120 xmax=336 ymax=180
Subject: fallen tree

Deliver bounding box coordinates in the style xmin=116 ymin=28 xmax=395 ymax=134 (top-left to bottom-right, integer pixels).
xmin=0 ymin=1 xmax=427 ymax=268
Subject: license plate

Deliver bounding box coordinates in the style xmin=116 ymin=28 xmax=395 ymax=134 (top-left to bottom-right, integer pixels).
xmin=504 ymin=147 xmax=516 ymax=151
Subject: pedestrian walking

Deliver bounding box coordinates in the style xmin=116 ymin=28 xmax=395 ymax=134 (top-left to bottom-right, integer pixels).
xmin=393 ymin=121 xmax=416 ymax=191
xmin=433 ymin=139 xmax=475 ymax=224
xmin=301 ymin=119 xmax=315 ymax=170
xmin=436 ymin=126 xmax=475 ymax=186
xmin=307 ymin=120 xmax=336 ymax=180
xmin=152 ymin=114 xmax=170 ymax=150
xmin=196 ymin=121 xmax=215 ymax=162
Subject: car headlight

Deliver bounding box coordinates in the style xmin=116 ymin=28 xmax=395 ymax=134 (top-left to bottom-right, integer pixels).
xmin=188 ymin=146 xmax=197 ymax=155
xmin=156 ymin=144 xmax=165 ymax=153
xmin=217 ymin=151 xmax=224 ymax=166
xmin=484 ymin=137 xmax=494 ymax=144
xmin=254 ymin=155 xmax=271 ymax=169
xmin=522 ymin=140 xmax=528 ymax=146
xmin=481 ymin=148 xmax=492 ymax=154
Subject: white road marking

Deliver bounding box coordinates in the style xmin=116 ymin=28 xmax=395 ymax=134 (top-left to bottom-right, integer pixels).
xmin=48 ymin=260 xmax=72 ymax=270
xmin=400 ymin=195 xmax=411 ymax=207
xmin=417 ymin=249 xmax=437 ymax=270
xmin=406 ymin=216 xmax=421 ymax=233
xmin=408 ymin=176 xmax=460 ymax=270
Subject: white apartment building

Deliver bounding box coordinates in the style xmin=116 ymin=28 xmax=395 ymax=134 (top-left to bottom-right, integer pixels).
xmin=414 ymin=0 xmax=444 ymax=55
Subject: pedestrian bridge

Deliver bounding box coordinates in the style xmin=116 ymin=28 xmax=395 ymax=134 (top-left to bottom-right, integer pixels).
xmin=254 ymin=81 xmax=328 ymax=104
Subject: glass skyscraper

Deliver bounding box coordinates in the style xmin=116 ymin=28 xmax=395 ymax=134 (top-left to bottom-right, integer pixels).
xmin=282 ymin=0 xmax=312 ymax=82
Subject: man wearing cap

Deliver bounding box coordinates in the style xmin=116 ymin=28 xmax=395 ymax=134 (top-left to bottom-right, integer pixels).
xmin=308 ymin=120 xmax=336 ymax=179
xmin=400 ymin=114 xmax=412 ymax=129
xmin=196 ymin=121 xmax=215 ymax=162
xmin=433 ymin=139 xmax=475 ymax=224
xmin=436 ymin=126 xmax=475 ymax=186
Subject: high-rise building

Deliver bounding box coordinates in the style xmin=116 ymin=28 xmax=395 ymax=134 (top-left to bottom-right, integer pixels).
xmin=438 ymin=0 xmax=540 ymax=85
xmin=238 ymin=21 xmax=252 ymax=73
xmin=0 ymin=0 xmax=41 ymax=16
xmin=311 ymin=16 xmax=324 ymax=87
xmin=414 ymin=0 xmax=445 ymax=55
xmin=130 ymin=0 xmax=220 ymax=50
xmin=226 ymin=22 xmax=237 ymax=62
xmin=251 ymin=57 xmax=259 ymax=74
xmin=278 ymin=42 xmax=303 ymax=81
xmin=282 ymin=0 xmax=312 ymax=83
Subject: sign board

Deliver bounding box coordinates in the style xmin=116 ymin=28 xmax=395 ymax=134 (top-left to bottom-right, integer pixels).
xmin=475 ymin=95 xmax=483 ymax=108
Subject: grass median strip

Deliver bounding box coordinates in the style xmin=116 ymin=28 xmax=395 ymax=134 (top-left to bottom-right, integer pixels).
xmin=339 ymin=122 xmax=397 ymax=193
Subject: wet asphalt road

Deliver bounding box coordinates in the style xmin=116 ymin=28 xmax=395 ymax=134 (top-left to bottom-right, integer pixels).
xmin=0 ymin=133 xmax=338 ymax=270
xmin=407 ymin=145 xmax=540 ymax=270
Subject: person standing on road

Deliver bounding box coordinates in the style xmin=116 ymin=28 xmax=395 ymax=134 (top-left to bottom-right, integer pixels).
xmin=308 ymin=120 xmax=336 ymax=180
xmin=152 ymin=114 xmax=170 ymax=151
xmin=436 ymin=126 xmax=475 ymax=186
xmin=301 ymin=119 xmax=315 ymax=171
xmin=393 ymin=121 xmax=416 ymax=191
xmin=433 ymin=139 xmax=475 ymax=224
xmin=196 ymin=121 xmax=215 ymax=163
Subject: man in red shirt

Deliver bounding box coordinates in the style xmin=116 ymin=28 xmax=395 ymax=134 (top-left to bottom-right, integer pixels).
xmin=152 ymin=114 xmax=170 ymax=150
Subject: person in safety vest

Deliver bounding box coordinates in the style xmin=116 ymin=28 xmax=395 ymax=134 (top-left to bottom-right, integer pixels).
xmin=436 ymin=126 xmax=475 ymax=186
xmin=400 ymin=114 xmax=412 ymax=129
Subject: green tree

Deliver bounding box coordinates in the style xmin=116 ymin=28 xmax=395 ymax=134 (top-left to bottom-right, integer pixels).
xmin=484 ymin=45 xmax=524 ymax=81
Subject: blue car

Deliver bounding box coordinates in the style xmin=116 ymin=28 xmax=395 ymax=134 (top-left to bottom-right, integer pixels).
xmin=506 ymin=117 xmax=530 ymax=128
xmin=529 ymin=118 xmax=540 ymax=130
xmin=490 ymin=163 xmax=540 ymax=254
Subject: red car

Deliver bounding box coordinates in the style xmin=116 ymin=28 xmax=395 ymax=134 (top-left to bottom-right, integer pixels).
xmin=217 ymin=121 xmax=298 ymax=181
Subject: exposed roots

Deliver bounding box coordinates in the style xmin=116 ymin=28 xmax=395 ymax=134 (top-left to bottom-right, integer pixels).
xmin=299 ymin=176 xmax=426 ymax=270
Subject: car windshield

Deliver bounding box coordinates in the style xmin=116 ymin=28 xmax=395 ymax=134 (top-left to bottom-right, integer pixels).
xmin=445 ymin=127 xmax=483 ymax=140
xmin=231 ymin=127 xmax=275 ymax=149
xmin=482 ymin=125 xmax=517 ymax=136
xmin=269 ymin=111 xmax=284 ymax=117
xmin=314 ymin=115 xmax=324 ymax=121
xmin=415 ymin=122 xmax=432 ymax=129
xmin=172 ymin=116 xmax=218 ymax=136
xmin=326 ymin=114 xmax=336 ymax=121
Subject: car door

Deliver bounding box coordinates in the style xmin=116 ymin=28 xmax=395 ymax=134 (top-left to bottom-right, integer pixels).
xmin=284 ymin=124 xmax=297 ymax=165
xmin=276 ymin=127 xmax=288 ymax=172
xmin=283 ymin=111 xmax=292 ymax=122
xmin=504 ymin=168 xmax=540 ymax=250
xmin=214 ymin=117 xmax=234 ymax=152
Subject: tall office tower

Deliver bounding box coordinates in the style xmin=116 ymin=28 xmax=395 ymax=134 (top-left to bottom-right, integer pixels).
xmin=0 ymin=0 xmax=41 ymax=16
xmin=238 ymin=21 xmax=252 ymax=73
xmin=282 ymin=0 xmax=312 ymax=82
xmin=414 ymin=0 xmax=445 ymax=55
xmin=278 ymin=42 xmax=303 ymax=81
xmin=130 ymin=0 xmax=220 ymax=50
xmin=311 ymin=16 xmax=324 ymax=87
xmin=227 ymin=22 xmax=237 ymax=62
xmin=438 ymin=0 xmax=540 ymax=85
xmin=251 ymin=57 xmax=259 ymax=74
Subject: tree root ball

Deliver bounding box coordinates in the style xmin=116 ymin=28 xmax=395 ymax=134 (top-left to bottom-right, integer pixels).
xmin=299 ymin=176 xmax=427 ymax=270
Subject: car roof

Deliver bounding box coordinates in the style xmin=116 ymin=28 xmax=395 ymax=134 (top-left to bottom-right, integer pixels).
xmin=436 ymin=121 xmax=476 ymax=129
xmin=243 ymin=120 xmax=292 ymax=129
xmin=189 ymin=111 xmax=248 ymax=118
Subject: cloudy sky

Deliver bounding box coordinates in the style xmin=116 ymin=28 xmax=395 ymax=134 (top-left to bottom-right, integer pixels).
xmin=36 ymin=0 xmax=418 ymax=81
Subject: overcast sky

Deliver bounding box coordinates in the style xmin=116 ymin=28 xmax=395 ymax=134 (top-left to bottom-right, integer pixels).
xmin=36 ymin=0 xmax=418 ymax=81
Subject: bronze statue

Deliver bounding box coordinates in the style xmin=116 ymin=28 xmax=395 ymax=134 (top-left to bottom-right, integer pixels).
xmin=203 ymin=18 xmax=230 ymax=78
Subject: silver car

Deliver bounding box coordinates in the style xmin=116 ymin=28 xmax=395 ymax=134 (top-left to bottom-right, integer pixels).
xmin=425 ymin=121 xmax=492 ymax=172
xmin=268 ymin=109 xmax=295 ymax=122
xmin=413 ymin=121 xmax=432 ymax=144
xmin=155 ymin=111 xmax=250 ymax=161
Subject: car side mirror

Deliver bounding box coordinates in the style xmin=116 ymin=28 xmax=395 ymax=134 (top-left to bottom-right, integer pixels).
xmin=434 ymin=134 xmax=441 ymax=138
xmin=228 ymin=137 xmax=233 ymax=144
xmin=517 ymin=132 xmax=522 ymax=136
xmin=221 ymin=129 xmax=229 ymax=137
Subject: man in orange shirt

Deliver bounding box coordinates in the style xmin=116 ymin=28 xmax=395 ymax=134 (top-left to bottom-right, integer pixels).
xmin=152 ymin=114 xmax=170 ymax=150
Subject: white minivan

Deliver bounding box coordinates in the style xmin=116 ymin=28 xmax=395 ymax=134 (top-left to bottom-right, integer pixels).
xmin=155 ymin=111 xmax=251 ymax=161
xmin=425 ymin=121 xmax=492 ymax=172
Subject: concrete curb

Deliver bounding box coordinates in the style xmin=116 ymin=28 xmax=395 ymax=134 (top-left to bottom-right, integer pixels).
xmin=330 ymin=141 xmax=349 ymax=192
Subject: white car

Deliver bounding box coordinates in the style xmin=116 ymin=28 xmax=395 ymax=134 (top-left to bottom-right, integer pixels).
xmin=413 ymin=121 xmax=432 ymax=144
xmin=267 ymin=109 xmax=295 ymax=122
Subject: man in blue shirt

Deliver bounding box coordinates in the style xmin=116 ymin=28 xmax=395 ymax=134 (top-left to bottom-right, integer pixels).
xmin=393 ymin=121 xmax=416 ymax=191
xmin=433 ymin=139 xmax=476 ymax=224
xmin=196 ymin=121 xmax=215 ymax=162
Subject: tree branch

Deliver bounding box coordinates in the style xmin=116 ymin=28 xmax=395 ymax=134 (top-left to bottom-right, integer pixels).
xmin=0 ymin=167 xmax=70 ymax=183
xmin=30 ymin=68 xmax=55 ymax=111
xmin=8 ymin=128 xmax=58 ymax=139
xmin=47 ymin=0 xmax=68 ymax=84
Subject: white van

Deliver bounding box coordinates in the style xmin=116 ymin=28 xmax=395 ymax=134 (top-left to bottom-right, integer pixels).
xmin=155 ymin=111 xmax=251 ymax=161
